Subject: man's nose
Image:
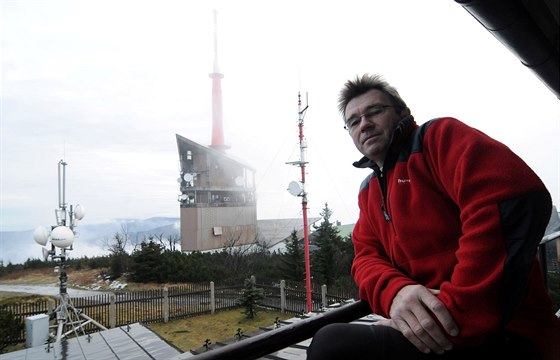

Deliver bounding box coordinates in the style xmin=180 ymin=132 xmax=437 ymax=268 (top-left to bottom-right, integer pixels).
xmin=358 ymin=115 xmax=375 ymax=131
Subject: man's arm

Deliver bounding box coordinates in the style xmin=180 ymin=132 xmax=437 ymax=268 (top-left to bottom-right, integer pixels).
xmin=426 ymin=118 xmax=552 ymax=344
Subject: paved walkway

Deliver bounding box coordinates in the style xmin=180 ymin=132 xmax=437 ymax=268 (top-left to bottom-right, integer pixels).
xmin=0 ymin=284 xmax=109 ymax=298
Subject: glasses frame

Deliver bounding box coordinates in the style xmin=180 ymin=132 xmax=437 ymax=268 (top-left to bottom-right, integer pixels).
xmin=344 ymin=104 xmax=394 ymax=131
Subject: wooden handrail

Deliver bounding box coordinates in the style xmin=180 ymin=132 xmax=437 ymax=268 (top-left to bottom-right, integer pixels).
xmin=178 ymin=300 xmax=372 ymax=360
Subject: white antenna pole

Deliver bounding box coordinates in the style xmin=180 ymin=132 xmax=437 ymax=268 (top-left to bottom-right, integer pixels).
xmin=56 ymin=160 xmax=67 ymax=226
xmin=33 ymin=161 xmax=102 ymax=343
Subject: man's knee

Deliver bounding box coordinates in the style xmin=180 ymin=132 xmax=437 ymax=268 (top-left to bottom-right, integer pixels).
xmin=307 ymin=323 xmax=351 ymax=359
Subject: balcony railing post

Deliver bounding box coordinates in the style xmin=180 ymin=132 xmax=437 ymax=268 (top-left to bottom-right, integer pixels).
xmin=321 ymin=284 xmax=327 ymax=309
xmin=210 ymin=281 xmax=215 ymax=314
xmin=109 ymin=293 xmax=116 ymax=328
xmin=280 ymin=280 xmax=286 ymax=313
xmin=47 ymin=298 xmax=55 ymax=317
xmin=163 ymin=287 xmax=169 ymax=323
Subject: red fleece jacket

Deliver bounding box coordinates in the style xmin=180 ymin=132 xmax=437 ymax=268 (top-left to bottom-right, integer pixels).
xmin=351 ymin=116 xmax=560 ymax=359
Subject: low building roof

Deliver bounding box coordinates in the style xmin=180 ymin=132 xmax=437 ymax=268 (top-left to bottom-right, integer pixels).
xmin=0 ymin=323 xmax=182 ymax=360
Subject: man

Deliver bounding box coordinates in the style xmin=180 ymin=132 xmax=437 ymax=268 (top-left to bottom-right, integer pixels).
xmin=306 ymin=74 xmax=560 ymax=359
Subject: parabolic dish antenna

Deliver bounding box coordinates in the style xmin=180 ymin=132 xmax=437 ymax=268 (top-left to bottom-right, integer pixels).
xmin=74 ymin=204 xmax=85 ymax=220
xmin=42 ymin=247 xmax=50 ymax=261
xmin=234 ymin=176 xmax=244 ymax=186
xmin=33 ymin=225 xmax=49 ymax=246
xmin=50 ymin=226 xmax=75 ymax=248
xmin=287 ymin=181 xmax=303 ymax=197
xmin=183 ymin=173 xmax=194 ymax=182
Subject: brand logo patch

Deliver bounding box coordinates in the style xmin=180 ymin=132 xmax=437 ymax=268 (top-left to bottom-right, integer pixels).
xmin=397 ymin=178 xmax=411 ymax=184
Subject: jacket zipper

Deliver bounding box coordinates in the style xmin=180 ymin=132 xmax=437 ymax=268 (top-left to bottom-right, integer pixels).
xmin=378 ymin=170 xmax=391 ymax=221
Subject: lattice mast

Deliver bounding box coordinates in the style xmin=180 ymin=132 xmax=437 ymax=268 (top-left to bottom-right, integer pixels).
xmin=287 ymin=92 xmax=312 ymax=312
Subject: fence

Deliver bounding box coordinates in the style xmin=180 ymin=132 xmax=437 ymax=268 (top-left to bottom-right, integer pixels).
xmin=1 ymin=278 xmax=356 ymax=346
xmin=259 ymin=279 xmax=356 ymax=313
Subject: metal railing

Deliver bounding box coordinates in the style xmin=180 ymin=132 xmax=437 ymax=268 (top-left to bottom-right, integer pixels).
xmin=186 ymin=300 xmax=372 ymax=360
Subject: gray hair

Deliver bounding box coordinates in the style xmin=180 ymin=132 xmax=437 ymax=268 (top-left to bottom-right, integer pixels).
xmin=338 ymin=74 xmax=408 ymax=116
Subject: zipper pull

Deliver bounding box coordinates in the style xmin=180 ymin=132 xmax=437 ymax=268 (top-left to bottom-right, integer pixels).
xmin=381 ymin=204 xmax=390 ymax=221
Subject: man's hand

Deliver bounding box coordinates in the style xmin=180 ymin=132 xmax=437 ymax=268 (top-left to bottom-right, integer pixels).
xmin=375 ymin=284 xmax=459 ymax=354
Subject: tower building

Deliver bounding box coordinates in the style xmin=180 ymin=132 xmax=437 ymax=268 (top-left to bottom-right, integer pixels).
xmin=176 ymin=10 xmax=257 ymax=251
xmin=176 ymin=136 xmax=257 ymax=251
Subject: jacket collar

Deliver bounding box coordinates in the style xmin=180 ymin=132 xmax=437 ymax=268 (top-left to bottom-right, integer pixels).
xmin=352 ymin=115 xmax=416 ymax=170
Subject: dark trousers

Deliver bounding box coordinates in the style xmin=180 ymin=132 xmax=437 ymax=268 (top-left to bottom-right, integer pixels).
xmin=306 ymin=323 xmax=541 ymax=360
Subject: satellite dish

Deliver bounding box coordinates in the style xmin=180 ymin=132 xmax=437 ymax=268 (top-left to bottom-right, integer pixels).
xmin=33 ymin=226 xmax=49 ymax=246
xmin=287 ymin=181 xmax=303 ymax=197
xmin=74 ymin=204 xmax=85 ymax=220
xmin=187 ymin=193 xmax=195 ymax=200
xmin=180 ymin=194 xmax=188 ymax=200
xmin=41 ymin=247 xmax=50 ymax=261
xmin=183 ymin=173 xmax=194 ymax=182
xmin=234 ymin=176 xmax=244 ymax=186
xmin=50 ymin=226 xmax=75 ymax=248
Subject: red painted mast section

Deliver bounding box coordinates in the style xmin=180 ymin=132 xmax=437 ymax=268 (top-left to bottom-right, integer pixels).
xmin=209 ymin=10 xmax=228 ymax=152
xmin=297 ymin=92 xmax=312 ymax=313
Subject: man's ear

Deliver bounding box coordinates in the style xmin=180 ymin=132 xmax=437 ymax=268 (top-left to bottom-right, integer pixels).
xmin=400 ymin=107 xmax=411 ymax=117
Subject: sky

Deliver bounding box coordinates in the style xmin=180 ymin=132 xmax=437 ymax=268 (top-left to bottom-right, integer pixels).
xmin=1 ymin=0 xmax=559 ymax=234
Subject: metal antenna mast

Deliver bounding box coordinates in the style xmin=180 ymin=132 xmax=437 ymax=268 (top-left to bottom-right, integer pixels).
xmin=34 ymin=160 xmax=106 ymax=343
xmin=287 ymin=92 xmax=312 ymax=313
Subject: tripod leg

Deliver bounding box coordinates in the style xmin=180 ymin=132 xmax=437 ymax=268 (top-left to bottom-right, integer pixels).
xmin=56 ymin=321 xmax=64 ymax=343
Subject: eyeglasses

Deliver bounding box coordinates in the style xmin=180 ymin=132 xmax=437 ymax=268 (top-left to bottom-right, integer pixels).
xmin=344 ymin=104 xmax=393 ymax=131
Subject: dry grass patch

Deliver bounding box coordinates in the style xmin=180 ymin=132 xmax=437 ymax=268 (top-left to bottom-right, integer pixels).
xmin=0 ymin=268 xmax=101 ymax=286
xmin=0 ymin=268 xmax=56 ymax=285
xmin=0 ymin=294 xmax=54 ymax=304
xmin=146 ymin=308 xmax=293 ymax=352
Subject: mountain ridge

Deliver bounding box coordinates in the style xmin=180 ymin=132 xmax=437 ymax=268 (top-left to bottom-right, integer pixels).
xmin=0 ymin=217 xmax=180 ymax=265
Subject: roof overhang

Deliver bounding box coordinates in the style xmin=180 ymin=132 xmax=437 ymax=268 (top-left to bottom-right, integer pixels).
xmin=455 ymin=0 xmax=559 ymax=99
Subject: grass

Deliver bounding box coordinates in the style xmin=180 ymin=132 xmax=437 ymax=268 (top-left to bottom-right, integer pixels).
xmin=0 ymin=308 xmax=293 ymax=355
xmin=146 ymin=308 xmax=293 ymax=352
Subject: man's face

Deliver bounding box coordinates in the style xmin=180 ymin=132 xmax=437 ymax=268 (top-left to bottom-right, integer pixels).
xmin=344 ymin=89 xmax=406 ymax=166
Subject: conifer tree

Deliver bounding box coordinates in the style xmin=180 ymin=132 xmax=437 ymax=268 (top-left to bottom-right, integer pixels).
xmin=311 ymin=203 xmax=344 ymax=286
xmin=237 ymin=277 xmax=264 ymax=319
xmin=279 ymin=230 xmax=306 ymax=281
xmin=130 ymin=240 xmax=166 ymax=283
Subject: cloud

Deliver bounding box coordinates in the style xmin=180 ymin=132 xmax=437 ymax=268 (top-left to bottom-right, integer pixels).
xmin=1 ymin=0 xmax=559 ymax=232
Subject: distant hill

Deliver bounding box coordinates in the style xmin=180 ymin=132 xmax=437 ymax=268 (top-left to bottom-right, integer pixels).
xmin=0 ymin=217 xmax=180 ymax=265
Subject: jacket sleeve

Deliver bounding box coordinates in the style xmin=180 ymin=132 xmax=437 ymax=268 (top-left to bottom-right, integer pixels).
xmin=351 ymin=199 xmax=417 ymax=317
xmin=424 ymin=118 xmax=552 ymax=345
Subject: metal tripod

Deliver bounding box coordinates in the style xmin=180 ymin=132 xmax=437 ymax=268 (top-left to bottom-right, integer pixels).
xmin=50 ymin=250 xmax=107 ymax=343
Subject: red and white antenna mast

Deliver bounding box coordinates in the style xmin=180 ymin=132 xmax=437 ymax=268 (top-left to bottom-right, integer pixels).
xmin=287 ymin=92 xmax=312 ymax=313
xmin=209 ymin=9 xmax=229 ymax=152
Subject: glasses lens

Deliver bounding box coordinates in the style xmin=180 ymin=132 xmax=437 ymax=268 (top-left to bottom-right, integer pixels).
xmin=364 ymin=105 xmax=385 ymax=118
xmin=345 ymin=104 xmax=388 ymax=131
xmin=345 ymin=117 xmax=359 ymax=130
